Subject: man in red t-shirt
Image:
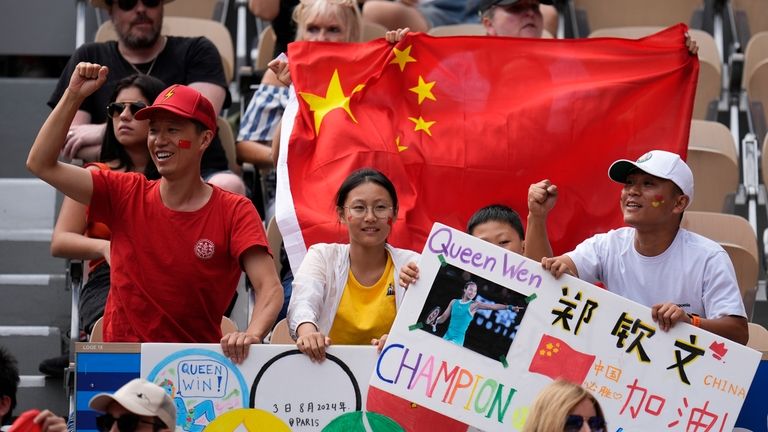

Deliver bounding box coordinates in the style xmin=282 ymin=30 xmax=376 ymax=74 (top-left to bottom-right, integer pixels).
xmin=28 ymin=62 xmax=282 ymax=363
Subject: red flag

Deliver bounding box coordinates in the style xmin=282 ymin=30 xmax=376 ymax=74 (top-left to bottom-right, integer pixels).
xmin=276 ymin=25 xmax=698 ymax=268
xmin=366 ymin=386 xmax=468 ymax=432
xmin=528 ymin=334 xmax=595 ymax=384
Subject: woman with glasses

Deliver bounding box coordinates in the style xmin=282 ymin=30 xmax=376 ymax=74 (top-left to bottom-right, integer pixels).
xmin=523 ymin=380 xmax=607 ymax=432
xmin=287 ymin=168 xmax=419 ymax=362
xmin=50 ymin=74 xmax=165 ymax=339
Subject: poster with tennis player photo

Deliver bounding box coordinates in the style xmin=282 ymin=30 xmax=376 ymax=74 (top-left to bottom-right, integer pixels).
xmin=416 ymin=263 xmax=528 ymax=361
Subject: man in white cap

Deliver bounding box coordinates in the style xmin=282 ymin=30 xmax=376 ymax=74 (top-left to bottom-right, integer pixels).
xmin=89 ymin=378 xmax=176 ymax=431
xmin=538 ymin=150 xmax=748 ymax=344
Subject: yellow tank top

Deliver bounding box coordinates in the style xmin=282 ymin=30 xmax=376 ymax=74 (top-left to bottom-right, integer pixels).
xmin=328 ymin=253 xmax=397 ymax=345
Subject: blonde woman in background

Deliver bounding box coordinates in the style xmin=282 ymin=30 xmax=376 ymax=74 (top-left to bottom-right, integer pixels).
xmin=523 ymin=380 xmax=607 ymax=432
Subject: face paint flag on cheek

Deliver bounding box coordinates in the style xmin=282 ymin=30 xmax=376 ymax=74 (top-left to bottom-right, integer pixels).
xmin=386 ymin=217 xmax=393 ymax=227
xmin=178 ymin=139 xmax=191 ymax=149
xmin=652 ymin=194 xmax=665 ymax=208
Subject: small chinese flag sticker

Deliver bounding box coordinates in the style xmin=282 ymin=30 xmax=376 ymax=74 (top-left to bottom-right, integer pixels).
xmin=178 ymin=139 xmax=191 ymax=149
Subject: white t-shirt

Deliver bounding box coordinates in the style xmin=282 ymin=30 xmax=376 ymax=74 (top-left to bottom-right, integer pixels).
xmin=567 ymin=227 xmax=746 ymax=319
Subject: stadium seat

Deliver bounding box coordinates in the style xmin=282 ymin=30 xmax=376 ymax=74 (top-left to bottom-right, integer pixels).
xmin=573 ymin=0 xmax=703 ymax=35
xmin=747 ymin=322 xmax=768 ymax=358
xmin=747 ymin=59 xmax=768 ymax=140
xmin=589 ymin=27 xmax=720 ymax=120
xmin=687 ymin=120 xmax=738 ymax=212
xmin=216 ymin=116 xmax=241 ymax=175
xmin=254 ymin=25 xmax=277 ymax=72
xmin=221 ymin=316 xmax=238 ymax=334
xmin=270 ymin=318 xmax=293 ymax=344
xmin=164 ymin=0 xmax=223 ymax=21
xmin=731 ymin=0 xmax=768 ymax=38
xmin=88 ymin=316 xmax=239 ymax=342
xmin=743 ymin=32 xmax=768 ymax=90
xmin=94 ymin=16 xmax=235 ymax=83
xmin=681 ymin=211 xmax=759 ymax=321
xmin=266 ymin=216 xmax=284 ymax=276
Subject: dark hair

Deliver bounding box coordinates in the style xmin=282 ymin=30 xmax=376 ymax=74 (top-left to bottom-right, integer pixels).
xmin=0 ymin=347 xmax=19 ymax=425
xmin=334 ymin=168 xmax=398 ymax=211
xmin=101 ymin=74 xmax=166 ymax=180
xmin=467 ymin=204 xmax=525 ymax=240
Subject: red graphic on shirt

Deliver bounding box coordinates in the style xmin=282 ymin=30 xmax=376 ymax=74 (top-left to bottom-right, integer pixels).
xmin=194 ymin=239 xmax=215 ymax=260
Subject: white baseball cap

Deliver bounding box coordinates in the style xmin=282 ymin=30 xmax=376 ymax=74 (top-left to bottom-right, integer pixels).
xmin=608 ymin=150 xmax=694 ymax=207
xmin=89 ymin=378 xmax=177 ymax=430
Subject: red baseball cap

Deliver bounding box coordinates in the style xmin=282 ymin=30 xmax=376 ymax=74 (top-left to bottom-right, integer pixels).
xmin=135 ymin=84 xmax=217 ymax=133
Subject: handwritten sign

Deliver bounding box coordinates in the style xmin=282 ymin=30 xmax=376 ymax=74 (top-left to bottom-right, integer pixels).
xmin=369 ymin=223 xmax=762 ymax=432
xmin=140 ymin=344 xmax=378 ymax=431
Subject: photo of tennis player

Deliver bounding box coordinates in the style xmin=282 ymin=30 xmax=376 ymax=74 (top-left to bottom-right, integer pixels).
xmin=417 ymin=263 xmax=528 ymax=361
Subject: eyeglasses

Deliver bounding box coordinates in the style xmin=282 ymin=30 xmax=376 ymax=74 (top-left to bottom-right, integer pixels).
xmin=95 ymin=413 xmax=162 ymax=432
xmin=344 ymin=204 xmax=394 ymax=219
xmin=564 ymin=415 xmax=606 ymax=432
xmin=107 ymin=102 xmax=147 ymax=118
xmin=108 ymin=0 xmax=161 ymax=11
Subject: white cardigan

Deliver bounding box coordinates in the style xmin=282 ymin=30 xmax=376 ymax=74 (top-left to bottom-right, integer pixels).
xmin=287 ymin=243 xmax=420 ymax=340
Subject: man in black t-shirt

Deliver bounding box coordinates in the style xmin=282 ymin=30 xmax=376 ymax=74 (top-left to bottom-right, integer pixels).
xmin=49 ymin=0 xmax=244 ymax=194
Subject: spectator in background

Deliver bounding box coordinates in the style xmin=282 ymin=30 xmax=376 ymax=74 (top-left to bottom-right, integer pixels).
xmin=29 ymin=63 xmax=283 ymax=364
xmin=362 ymin=0 xmax=558 ymax=35
xmin=0 ymin=347 xmax=19 ymax=427
xmin=522 ymin=380 xmax=607 ymax=432
xmin=398 ymin=182 xmax=558 ymax=287
xmin=249 ymin=0 xmax=300 ymax=59
xmin=479 ymin=0 xmax=555 ymax=37
xmin=88 ymin=378 xmax=176 ymax=432
xmin=540 ymin=150 xmax=748 ymax=344
xmin=288 ymin=168 xmax=419 ymax=362
xmin=49 ymin=0 xmax=245 ymax=194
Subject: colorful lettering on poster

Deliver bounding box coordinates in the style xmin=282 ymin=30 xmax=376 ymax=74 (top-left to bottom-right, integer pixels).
xmin=551 ymin=286 xmax=598 ymax=335
xmin=620 ymin=378 xmax=666 ymax=419
xmin=427 ymin=227 xmax=543 ymax=289
xmin=666 ymin=335 xmax=704 ymax=385
xmin=376 ymin=343 xmax=517 ymax=424
xmin=666 ymin=398 xmax=729 ymax=431
xmin=177 ymin=359 xmax=228 ymax=398
xmin=611 ymin=312 xmax=656 ymax=363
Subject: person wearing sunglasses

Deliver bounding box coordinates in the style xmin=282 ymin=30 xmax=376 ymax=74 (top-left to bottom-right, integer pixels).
xmin=47 ymin=0 xmax=245 ymax=195
xmin=89 ymin=378 xmax=176 ymax=432
xmin=29 ymin=63 xmax=283 ymax=364
xmin=287 ymin=168 xmax=419 ymax=362
xmin=523 ymin=380 xmax=607 ymax=432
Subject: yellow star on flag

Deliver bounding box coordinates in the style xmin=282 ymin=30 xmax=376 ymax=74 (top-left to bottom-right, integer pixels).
xmin=409 ymin=76 xmax=436 ymax=105
xmin=396 ymin=136 xmax=408 ymax=152
xmin=299 ymin=69 xmax=365 ymax=135
xmin=390 ymin=45 xmax=417 ymax=72
xmin=408 ymin=116 xmax=436 ymax=136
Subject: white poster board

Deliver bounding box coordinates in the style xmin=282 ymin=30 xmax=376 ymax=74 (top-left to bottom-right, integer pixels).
xmin=369 ymin=223 xmax=761 ymax=432
xmin=140 ymin=344 xmax=378 ymax=431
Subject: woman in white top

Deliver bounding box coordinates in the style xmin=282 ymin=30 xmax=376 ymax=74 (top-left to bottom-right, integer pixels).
xmin=287 ymin=168 xmax=419 ymax=361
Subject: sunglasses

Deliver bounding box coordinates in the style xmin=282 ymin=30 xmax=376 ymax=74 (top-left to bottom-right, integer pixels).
xmin=107 ymin=101 xmax=147 ymax=117
xmin=95 ymin=413 xmax=162 ymax=432
xmin=564 ymin=415 xmax=606 ymax=432
xmin=108 ymin=0 xmax=161 ymax=11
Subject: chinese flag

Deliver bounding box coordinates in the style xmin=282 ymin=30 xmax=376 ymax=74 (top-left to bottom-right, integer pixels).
xmin=276 ymin=25 xmax=698 ymax=268
xmin=528 ymin=334 xmax=596 ymax=384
